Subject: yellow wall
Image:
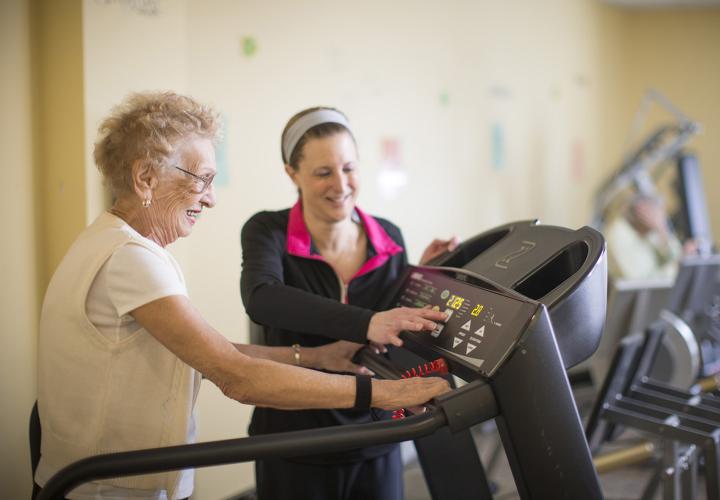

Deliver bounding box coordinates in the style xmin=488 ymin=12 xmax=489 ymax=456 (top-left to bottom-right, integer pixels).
xmin=0 ymin=1 xmax=85 ymax=498
xmin=623 ymin=7 xmax=720 ymax=239
xmin=1 ymin=1 xmax=718 ymax=499
xmin=35 ymin=0 xmax=87 ymax=284
xmin=0 ymin=1 xmax=38 ymax=498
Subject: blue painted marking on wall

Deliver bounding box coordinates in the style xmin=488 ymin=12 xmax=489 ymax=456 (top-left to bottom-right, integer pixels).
xmin=491 ymin=123 xmax=504 ymax=170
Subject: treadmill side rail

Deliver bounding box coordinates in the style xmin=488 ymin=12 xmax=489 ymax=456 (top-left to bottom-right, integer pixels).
xmin=434 ymin=380 xmax=498 ymax=433
xmin=492 ymin=308 xmax=603 ymax=500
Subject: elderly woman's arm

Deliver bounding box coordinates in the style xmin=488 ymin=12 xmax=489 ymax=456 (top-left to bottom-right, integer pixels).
xmin=131 ymin=295 xmax=448 ymax=410
xmin=234 ymin=340 xmax=373 ymax=375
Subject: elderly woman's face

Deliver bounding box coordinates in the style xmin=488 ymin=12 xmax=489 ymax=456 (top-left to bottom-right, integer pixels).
xmin=149 ymin=137 xmax=217 ymax=245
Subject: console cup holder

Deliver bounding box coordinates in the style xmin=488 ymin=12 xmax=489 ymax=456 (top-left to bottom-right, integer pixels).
xmin=514 ymin=241 xmax=589 ymax=300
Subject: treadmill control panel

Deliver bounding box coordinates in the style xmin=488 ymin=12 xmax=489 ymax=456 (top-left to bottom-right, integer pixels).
xmin=394 ymin=269 xmax=538 ymax=378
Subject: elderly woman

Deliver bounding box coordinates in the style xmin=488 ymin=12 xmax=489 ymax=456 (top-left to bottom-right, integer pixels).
xmin=35 ymin=93 xmax=449 ymax=500
xmin=240 ymin=106 xmax=459 ymax=500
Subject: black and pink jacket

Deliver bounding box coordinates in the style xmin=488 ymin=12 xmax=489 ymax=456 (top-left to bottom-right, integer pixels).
xmin=240 ymin=201 xmax=407 ymax=462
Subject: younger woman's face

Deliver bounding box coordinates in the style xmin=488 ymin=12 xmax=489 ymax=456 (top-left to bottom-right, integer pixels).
xmin=287 ymin=131 xmax=359 ymax=224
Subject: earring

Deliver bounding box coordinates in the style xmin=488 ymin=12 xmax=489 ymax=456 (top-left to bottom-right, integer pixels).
xmin=142 ymin=197 xmax=152 ymax=208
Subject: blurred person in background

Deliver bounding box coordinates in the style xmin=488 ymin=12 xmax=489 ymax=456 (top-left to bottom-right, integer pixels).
xmin=605 ymin=193 xmax=697 ymax=280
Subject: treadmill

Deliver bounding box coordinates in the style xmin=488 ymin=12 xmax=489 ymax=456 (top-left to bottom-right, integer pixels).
xmin=37 ymin=220 xmax=607 ymax=500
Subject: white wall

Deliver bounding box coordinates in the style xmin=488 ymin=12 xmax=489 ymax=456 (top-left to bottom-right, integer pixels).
xmin=0 ymin=1 xmax=39 ymax=499
xmin=181 ymin=0 xmax=612 ymax=251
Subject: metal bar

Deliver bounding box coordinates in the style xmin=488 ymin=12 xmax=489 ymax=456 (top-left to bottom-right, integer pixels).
xmin=628 ymin=386 xmax=720 ymax=421
xmin=593 ymin=442 xmax=656 ymax=474
xmin=696 ymin=373 xmax=720 ymax=393
xmin=679 ymin=445 xmax=698 ymax=500
xmin=613 ymin=398 xmax=720 ymax=434
xmin=641 ymin=378 xmax=720 ymax=410
xmin=603 ymin=405 xmax=715 ymax=445
xmin=661 ymin=440 xmax=680 ymax=500
xmin=603 ymin=400 xmax=720 ymax=500
xmin=703 ymin=434 xmax=720 ymax=500
xmin=640 ymin=463 xmax=662 ymax=500
xmin=37 ymin=411 xmax=447 ymax=500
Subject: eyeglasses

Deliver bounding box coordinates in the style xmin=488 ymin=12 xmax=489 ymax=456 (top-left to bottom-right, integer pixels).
xmin=173 ymin=165 xmax=215 ymax=193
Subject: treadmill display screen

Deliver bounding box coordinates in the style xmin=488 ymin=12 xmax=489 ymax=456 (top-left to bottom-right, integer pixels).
xmin=394 ymin=269 xmax=538 ymax=378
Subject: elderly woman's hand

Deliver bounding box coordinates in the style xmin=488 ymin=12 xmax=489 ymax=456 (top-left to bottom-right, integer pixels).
xmin=419 ymin=236 xmax=460 ymax=265
xmin=309 ymin=341 xmax=373 ymax=375
xmin=372 ymin=376 xmax=450 ymax=411
xmin=367 ymin=307 xmax=448 ymax=347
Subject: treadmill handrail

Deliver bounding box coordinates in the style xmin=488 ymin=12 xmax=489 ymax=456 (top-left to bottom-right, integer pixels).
xmin=37 ymin=410 xmax=447 ymax=500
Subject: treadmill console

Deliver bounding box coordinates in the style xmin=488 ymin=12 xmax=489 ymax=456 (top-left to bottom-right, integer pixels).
xmin=393 ymin=268 xmax=539 ymax=378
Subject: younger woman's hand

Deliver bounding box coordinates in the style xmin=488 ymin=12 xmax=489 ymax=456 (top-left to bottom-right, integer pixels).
xmin=419 ymin=236 xmax=460 ymax=265
xmin=310 ymin=341 xmax=372 ymax=375
xmin=367 ymin=307 xmax=448 ymax=347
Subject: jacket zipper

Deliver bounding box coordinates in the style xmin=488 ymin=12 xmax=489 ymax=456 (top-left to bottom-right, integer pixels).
xmin=337 ymin=273 xmax=349 ymax=304
xmin=293 ymin=254 xmax=355 ymax=304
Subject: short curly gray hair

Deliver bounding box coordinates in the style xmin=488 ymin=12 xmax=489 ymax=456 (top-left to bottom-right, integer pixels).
xmin=94 ymin=91 xmax=221 ymax=195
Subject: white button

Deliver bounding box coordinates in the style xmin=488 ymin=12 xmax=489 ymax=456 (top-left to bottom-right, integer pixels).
xmin=431 ymin=324 xmax=444 ymax=338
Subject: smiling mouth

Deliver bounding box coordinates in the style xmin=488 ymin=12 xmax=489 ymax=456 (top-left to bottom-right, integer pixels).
xmin=186 ymin=209 xmax=201 ymax=220
xmin=326 ymin=194 xmax=351 ymax=204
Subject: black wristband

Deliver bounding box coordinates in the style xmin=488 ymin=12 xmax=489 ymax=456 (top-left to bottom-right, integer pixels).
xmin=353 ymin=374 xmax=372 ymax=411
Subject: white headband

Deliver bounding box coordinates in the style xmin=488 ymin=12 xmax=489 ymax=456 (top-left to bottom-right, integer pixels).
xmin=282 ymin=109 xmax=352 ymax=163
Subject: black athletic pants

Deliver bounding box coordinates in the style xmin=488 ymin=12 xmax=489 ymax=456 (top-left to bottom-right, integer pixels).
xmin=255 ymin=446 xmax=404 ymax=500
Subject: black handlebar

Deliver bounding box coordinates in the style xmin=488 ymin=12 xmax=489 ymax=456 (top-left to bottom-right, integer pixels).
xmin=37 ymin=409 xmax=447 ymax=500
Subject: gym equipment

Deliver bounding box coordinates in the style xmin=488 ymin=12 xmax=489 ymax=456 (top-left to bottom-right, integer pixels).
xmin=591 ymin=254 xmax=720 ymax=395
xmin=583 ymin=254 xmax=720 ymax=500
xmin=592 ymin=89 xmax=703 ymax=236
xmin=586 ymin=325 xmax=720 ymax=500
xmin=587 ymin=256 xmax=720 ymax=499
xmin=37 ymin=220 xmax=607 ymax=500
xmin=668 ymin=255 xmax=720 ymax=378
xmin=673 ymin=152 xmax=713 ymax=256
xmin=591 ymin=278 xmax=695 ymax=389
xmin=663 ymin=255 xmax=720 ymax=380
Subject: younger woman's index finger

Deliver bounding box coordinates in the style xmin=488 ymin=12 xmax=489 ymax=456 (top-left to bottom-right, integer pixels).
xmin=418 ymin=308 xmax=448 ymax=321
